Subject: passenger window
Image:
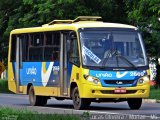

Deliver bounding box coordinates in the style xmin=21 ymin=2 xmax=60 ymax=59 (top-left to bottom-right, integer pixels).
xmin=10 ymin=34 xmax=28 ymax=62
xmin=45 ymin=32 xmax=60 ymax=46
xmin=31 ymin=33 xmax=43 ymax=46
xmin=29 ymin=33 xmax=43 ymax=61
xmin=44 ymin=32 xmax=60 ymax=61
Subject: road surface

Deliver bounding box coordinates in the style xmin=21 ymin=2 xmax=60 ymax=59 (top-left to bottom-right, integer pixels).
xmin=0 ymin=93 xmax=160 ymax=119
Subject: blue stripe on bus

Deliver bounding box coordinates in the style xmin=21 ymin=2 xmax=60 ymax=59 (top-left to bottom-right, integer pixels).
xmin=89 ymin=70 xmax=147 ymax=87
xmin=12 ymin=62 xmax=72 ymax=87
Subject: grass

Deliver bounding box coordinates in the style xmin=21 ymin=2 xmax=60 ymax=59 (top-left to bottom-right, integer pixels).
xmin=0 ymin=79 xmax=10 ymax=93
xmin=0 ymin=107 xmax=81 ymax=120
xmin=149 ymin=86 xmax=160 ymax=100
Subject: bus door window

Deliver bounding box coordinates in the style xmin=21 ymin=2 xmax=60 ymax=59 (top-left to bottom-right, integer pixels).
xmin=67 ymin=31 xmax=80 ymax=66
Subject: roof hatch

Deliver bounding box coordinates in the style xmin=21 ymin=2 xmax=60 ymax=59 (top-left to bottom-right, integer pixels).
xmin=42 ymin=16 xmax=102 ymax=26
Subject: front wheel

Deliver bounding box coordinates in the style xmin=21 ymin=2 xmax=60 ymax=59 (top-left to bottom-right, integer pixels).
xmin=127 ymin=98 xmax=142 ymax=110
xmin=72 ymin=87 xmax=91 ymax=110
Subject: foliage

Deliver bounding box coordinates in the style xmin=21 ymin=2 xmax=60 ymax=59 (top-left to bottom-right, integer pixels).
xmin=0 ymin=79 xmax=10 ymax=93
xmin=0 ymin=0 xmax=128 ymax=63
xmin=0 ymin=0 xmax=159 ymax=61
xmin=149 ymin=86 xmax=160 ymax=100
xmin=0 ymin=0 xmax=21 ymax=62
xmin=125 ymin=0 xmax=160 ymax=56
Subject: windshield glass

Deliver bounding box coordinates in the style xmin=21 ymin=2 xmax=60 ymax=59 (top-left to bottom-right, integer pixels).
xmin=79 ymin=28 xmax=147 ymax=68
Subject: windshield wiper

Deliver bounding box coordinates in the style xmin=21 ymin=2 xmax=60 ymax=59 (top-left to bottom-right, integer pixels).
xmin=116 ymin=54 xmax=137 ymax=69
xmin=101 ymin=49 xmax=137 ymax=69
xmin=101 ymin=50 xmax=111 ymax=68
xmin=101 ymin=49 xmax=118 ymax=67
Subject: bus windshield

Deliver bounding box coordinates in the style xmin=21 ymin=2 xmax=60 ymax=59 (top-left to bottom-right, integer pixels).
xmin=79 ymin=28 xmax=148 ymax=68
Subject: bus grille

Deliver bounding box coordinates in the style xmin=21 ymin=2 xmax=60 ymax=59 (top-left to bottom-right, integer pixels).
xmin=104 ymin=80 xmax=135 ymax=85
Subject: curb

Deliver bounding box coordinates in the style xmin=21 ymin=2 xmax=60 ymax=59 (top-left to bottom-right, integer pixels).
xmin=143 ymin=99 xmax=160 ymax=103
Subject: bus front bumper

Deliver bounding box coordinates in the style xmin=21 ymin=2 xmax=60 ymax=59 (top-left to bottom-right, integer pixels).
xmin=80 ymin=83 xmax=150 ymax=99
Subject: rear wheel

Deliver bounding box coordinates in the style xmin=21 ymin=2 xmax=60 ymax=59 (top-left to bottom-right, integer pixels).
xmin=127 ymin=98 xmax=142 ymax=110
xmin=72 ymin=87 xmax=91 ymax=110
xmin=29 ymin=86 xmax=47 ymax=106
xmin=85 ymin=99 xmax=91 ymax=106
xmin=41 ymin=97 xmax=48 ymax=105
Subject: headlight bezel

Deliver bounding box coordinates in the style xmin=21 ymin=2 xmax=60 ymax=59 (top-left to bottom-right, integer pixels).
xmin=138 ymin=75 xmax=150 ymax=84
xmin=83 ymin=74 xmax=100 ymax=85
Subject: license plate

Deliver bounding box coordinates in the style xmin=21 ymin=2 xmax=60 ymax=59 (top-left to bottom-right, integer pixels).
xmin=114 ymin=88 xmax=126 ymax=93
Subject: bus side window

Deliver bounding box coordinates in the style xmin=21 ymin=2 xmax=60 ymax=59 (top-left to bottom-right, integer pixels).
xmin=10 ymin=35 xmax=17 ymax=62
xmin=28 ymin=33 xmax=43 ymax=61
xmin=44 ymin=32 xmax=60 ymax=61
xmin=10 ymin=34 xmax=28 ymax=62
xmin=67 ymin=31 xmax=80 ymax=66
xmin=31 ymin=33 xmax=43 ymax=46
xmin=20 ymin=34 xmax=28 ymax=62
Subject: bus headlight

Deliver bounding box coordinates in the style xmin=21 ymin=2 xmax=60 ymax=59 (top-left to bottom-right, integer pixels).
xmin=139 ymin=79 xmax=144 ymax=84
xmin=83 ymin=74 xmax=100 ymax=85
xmin=138 ymin=76 xmax=150 ymax=84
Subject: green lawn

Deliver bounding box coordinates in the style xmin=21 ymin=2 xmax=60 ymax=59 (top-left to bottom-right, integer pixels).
xmin=149 ymin=86 xmax=160 ymax=100
xmin=0 ymin=107 xmax=81 ymax=120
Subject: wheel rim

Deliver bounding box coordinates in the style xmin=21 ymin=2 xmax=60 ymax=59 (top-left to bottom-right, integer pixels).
xmin=74 ymin=91 xmax=80 ymax=105
xmin=29 ymin=88 xmax=35 ymax=104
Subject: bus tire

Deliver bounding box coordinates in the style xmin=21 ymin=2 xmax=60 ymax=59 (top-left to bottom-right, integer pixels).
xmin=41 ymin=97 xmax=48 ymax=105
xmin=72 ymin=87 xmax=89 ymax=110
xmin=29 ymin=86 xmax=42 ymax=106
xmin=127 ymin=98 xmax=142 ymax=110
xmin=85 ymin=99 xmax=91 ymax=106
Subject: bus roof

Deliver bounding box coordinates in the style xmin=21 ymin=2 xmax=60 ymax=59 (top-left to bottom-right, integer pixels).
xmin=11 ymin=16 xmax=137 ymax=34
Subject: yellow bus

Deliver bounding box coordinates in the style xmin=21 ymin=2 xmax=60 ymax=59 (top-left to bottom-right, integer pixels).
xmin=8 ymin=16 xmax=150 ymax=110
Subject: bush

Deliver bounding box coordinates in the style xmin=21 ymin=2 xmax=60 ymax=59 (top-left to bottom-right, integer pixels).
xmin=0 ymin=79 xmax=10 ymax=93
xmin=149 ymin=86 xmax=160 ymax=100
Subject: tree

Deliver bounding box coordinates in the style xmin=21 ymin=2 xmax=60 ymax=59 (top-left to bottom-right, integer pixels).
xmin=0 ymin=0 xmax=21 ymax=64
xmin=125 ymin=0 xmax=160 ymax=56
xmin=0 ymin=0 xmax=133 ymax=64
xmin=1 ymin=0 xmax=159 ymax=65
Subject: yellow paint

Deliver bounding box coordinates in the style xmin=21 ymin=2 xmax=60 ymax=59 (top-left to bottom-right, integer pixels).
xmin=42 ymin=62 xmax=47 ymax=73
xmin=80 ymin=82 xmax=150 ymax=98
xmin=34 ymin=86 xmax=58 ymax=96
xmin=8 ymin=16 xmax=150 ymax=101
xmin=8 ymin=62 xmax=16 ymax=93
xmin=8 ymin=81 xmax=17 ymax=93
xmin=8 ymin=34 xmax=17 ymax=93
xmin=72 ymin=68 xmax=150 ymax=99
xmin=147 ymin=69 xmax=150 ymax=75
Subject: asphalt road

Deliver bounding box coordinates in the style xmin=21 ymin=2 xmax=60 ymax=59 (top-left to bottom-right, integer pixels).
xmin=0 ymin=93 xmax=160 ymax=119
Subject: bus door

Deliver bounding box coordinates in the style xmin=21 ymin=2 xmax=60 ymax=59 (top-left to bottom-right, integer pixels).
xmin=60 ymin=31 xmax=79 ymax=96
xmin=15 ymin=36 xmax=23 ymax=93
xmin=60 ymin=32 xmax=68 ymax=96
